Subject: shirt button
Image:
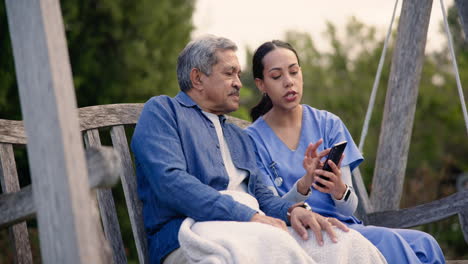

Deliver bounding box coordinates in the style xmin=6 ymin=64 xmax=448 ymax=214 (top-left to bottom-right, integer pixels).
xmin=216 ymin=144 xmax=220 ymax=149
xmin=220 ymin=161 xmax=225 ymax=166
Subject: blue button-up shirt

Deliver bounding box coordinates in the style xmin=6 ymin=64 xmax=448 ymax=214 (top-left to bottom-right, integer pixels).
xmin=131 ymin=92 xmax=294 ymax=263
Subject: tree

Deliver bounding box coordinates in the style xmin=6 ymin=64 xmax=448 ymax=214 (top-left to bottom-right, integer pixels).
xmin=0 ymin=0 xmax=194 ymax=119
xmin=62 ymin=0 xmax=194 ymax=106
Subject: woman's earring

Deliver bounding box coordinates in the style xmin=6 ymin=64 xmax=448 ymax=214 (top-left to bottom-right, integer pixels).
xmin=263 ymin=92 xmax=267 ymax=97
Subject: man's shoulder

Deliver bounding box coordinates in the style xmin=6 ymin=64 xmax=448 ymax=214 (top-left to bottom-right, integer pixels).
xmin=141 ymin=94 xmax=190 ymax=118
xmin=143 ymin=95 xmax=175 ymax=109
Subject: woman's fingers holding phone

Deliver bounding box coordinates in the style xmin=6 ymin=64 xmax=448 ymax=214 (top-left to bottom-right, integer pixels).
xmin=327 ymin=158 xmax=342 ymax=178
xmin=312 ymin=172 xmax=334 ymax=191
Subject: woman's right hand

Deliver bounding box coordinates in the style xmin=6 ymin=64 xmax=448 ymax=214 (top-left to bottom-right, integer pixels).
xmin=297 ymin=139 xmax=330 ymax=195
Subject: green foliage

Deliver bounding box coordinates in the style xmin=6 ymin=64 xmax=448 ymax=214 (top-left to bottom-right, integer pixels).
xmin=0 ymin=0 xmax=194 ymax=119
xmin=61 ymin=0 xmax=194 ymax=106
xmin=0 ymin=0 xmax=20 ymax=120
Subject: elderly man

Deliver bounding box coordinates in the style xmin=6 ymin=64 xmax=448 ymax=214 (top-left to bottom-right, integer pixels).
xmin=131 ymin=35 xmax=385 ymax=264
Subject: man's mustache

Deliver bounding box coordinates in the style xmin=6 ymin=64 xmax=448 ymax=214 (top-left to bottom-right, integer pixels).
xmin=229 ymin=89 xmax=240 ymax=96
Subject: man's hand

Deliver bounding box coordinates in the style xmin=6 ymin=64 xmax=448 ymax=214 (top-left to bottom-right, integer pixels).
xmin=250 ymin=213 xmax=288 ymax=232
xmin=289 ymin=207 xmax=349 ymax=245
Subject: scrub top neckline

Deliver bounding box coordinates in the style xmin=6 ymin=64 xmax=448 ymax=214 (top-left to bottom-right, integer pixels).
xmin=259 ymin=105 xmax=307 ymax=153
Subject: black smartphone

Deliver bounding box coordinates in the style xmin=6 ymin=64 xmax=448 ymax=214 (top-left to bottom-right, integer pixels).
xmin=316 ymin=141 xmax=347 ymax=188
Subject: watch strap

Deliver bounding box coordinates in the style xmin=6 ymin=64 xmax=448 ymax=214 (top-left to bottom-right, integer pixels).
xmin=337 ymin=185 xmax=351 ymax=202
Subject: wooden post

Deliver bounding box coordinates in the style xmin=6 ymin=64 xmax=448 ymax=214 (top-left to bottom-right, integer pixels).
xmin=456 ymin=0 xmax=468 ymax=41
xmin=0 ymin=144 xmax=33 ymax=264
xmin=4 ymin=0 xmax=108 ymax=263
xmin=370 ymin=0 xmax=433 ymax=211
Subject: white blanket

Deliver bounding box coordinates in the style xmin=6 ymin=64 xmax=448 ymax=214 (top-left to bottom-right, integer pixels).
xmin=178 ymin=191 xmax=387 ymax=264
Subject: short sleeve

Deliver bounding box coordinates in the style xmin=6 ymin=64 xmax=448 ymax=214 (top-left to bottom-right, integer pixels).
xmin=324 ymin=114 xmax=363 ymax=171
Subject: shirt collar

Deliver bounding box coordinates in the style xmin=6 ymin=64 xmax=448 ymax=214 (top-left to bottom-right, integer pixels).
xmin=219 ymin=115 xmax=227 ymax=124
xmin=175 ymin=91 xmax=198 ymax=108
xmin=175 ymin=91 xmax=227 ymax=123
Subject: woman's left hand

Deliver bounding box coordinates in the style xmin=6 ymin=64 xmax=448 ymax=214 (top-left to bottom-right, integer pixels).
xmin=312 ymin=155 xmax=347 ymax=200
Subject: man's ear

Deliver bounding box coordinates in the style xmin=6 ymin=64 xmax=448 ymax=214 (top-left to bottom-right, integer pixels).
xmin=254 ymin=78 xmax=265 ymax=93
xmin=190 ymin=68 xmax=204 ymax=91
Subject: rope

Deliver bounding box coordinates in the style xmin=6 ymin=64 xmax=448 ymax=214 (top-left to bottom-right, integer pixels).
xmin=358 ymin=0 xmax=400 ymax=152
xmin=440 ymin=0 xmax=468 ymax=136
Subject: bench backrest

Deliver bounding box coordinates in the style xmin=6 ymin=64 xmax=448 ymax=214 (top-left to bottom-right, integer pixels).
xmin=0 ymin=104 xmax=147 ymax=264
xmin=1 ymin=103 xmax=467 ymax=264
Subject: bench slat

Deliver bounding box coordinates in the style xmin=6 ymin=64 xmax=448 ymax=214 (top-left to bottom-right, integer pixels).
xmin=0 ymin=143 xmax=33 ymax=264
xmin=0 ymin=185 xmax=34 ymax=229
xmin=0 ymin=146 xmax=123 ymax=228
xmin=0 ymin=120 xmax=26 ymax=145
xmin=79 ymin=104 xmax=143 ymax=131
xmin=84 ymin=129 xmax=128 ymax=264
xmin=367 ymin=190 xmax=468 ymax=229
xmin=110 ymin=125 xmax=148 ymax=264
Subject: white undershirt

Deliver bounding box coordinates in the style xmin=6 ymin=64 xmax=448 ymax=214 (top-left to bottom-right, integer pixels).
xmin=203 ymin=111 xmax=248 ymax=192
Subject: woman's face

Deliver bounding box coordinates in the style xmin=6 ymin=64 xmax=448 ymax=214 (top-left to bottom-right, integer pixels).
xmin=256 ymin=47 xmax=303 ymax=111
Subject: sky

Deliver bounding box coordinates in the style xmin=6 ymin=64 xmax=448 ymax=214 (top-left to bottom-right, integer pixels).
xmin=193 ymin=0 xmax=455 ymax=67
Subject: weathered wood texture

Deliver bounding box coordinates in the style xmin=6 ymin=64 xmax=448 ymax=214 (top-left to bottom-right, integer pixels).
xmin=5 ymin=0 xmax=108 ymax=262
xmin=0 ymin=120 xmax=26 ymax=144
xmin=84 ymin=130 xmax=128 ymax=264
xmin=79 ymin=104 xmax=143 ymax=131
xmin=367 ymin=191 xmax=468 ymax=230
xmin=371 ymin=0 xmax=433 ymax=211
xmin=110 ymin=126 xmax=148 ymax=264
xmin=0 ymin=147 xmax=122 ymax=227
xmin=0 ymin=185 xmax=34 ymax=229
xmin=0 ymin=104 xmax=144 ymax=145
xmin=456 ymin=0 xmax=468 ymax=41
xmin=0 ymin=144 xmax=33 ymax=263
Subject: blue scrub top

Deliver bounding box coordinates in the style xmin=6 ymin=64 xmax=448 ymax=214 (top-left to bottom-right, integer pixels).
xmin=246 ymin=105 xmax=363 ymax=224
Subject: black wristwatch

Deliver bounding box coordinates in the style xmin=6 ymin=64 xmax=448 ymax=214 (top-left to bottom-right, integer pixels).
xmin=338 ymin=185 xmax=352 ymax=202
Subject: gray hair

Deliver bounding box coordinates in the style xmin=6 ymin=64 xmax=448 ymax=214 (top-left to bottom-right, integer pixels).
xmin=177 ymin=35 xmax=238 ymax=92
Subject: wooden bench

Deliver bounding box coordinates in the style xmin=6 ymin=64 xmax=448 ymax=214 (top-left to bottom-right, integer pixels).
xmin=1 ymin=103 xmax=467 ymax=263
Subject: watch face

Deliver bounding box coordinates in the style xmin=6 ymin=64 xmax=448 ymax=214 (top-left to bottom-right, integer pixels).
xmin=344 ymin=188 xmax=351 ymax=201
